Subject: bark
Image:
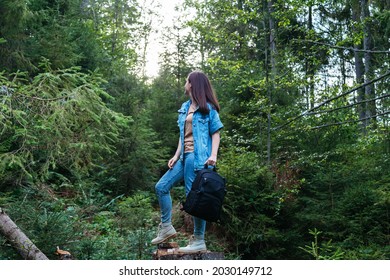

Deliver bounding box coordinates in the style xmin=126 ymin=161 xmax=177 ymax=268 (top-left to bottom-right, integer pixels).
xmin=361 ymin=0 xmax=377 ymax=126
xmin=266 ymin=0 xmax=276 ymax=165
xmin=352 ymin=3 xmax=366 ymax=133
xmin=111 ymin=0 xmax=120 ymax=57
xmin=306 ymin=5 xmax=315 ymax=110
xmin=153 ymin=242 xmax=224 ymax=260
xmin=0 ymin=208 xmax=49 ymax=260
xmin=154 ymin=252 xmax=224 ymax=260
xmin=268 ymin=0 xmax=277 ymax=76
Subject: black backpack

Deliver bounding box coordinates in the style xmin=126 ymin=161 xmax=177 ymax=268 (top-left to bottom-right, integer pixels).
xmin=182 ymin=166 xmax=226 ymax=222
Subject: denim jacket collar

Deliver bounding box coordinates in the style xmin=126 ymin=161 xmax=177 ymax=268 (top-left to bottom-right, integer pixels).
xmin=178 ymin=100 xmax=199 ymax=114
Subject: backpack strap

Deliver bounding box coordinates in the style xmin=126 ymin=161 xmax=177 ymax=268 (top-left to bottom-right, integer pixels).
xmin=204 ymin=164 xmax=217 ymax=171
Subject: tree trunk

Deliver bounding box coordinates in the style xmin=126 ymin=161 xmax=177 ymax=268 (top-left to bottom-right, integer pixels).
xmin=352 ymin=3 xmax=366 ymax=134
xmin=268 ymin=0 xmax=277 ymax=76
xmin=307 ymin=5 xmax=315 ymax=110
xmin=361 ymin=0 xmax=377 ymax=127
xmin=266 ymin=0 xmax=277 ymax=165
xmin=111 ymin=0 xmax=120 ymax=57
xmin=153 ymin=242 xmax=224 ymax=260
xmin=0 ymin=208 xmax=49 ymax=260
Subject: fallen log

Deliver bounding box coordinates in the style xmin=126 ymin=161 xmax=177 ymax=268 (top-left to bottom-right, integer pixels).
xmin=0 ymin=208 xmax=49 ymax=260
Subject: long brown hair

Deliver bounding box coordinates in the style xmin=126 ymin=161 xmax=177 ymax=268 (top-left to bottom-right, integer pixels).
xmin=188 ymin=70 xmax=220 ymax=114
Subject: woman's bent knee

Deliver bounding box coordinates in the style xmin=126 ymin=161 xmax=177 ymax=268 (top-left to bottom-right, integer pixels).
xmin=155 ymin=181 xmax=169 ymax=196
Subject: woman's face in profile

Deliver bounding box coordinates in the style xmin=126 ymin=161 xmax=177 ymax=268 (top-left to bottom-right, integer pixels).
xmin=184 ymin=77 xmax=191 ymax=96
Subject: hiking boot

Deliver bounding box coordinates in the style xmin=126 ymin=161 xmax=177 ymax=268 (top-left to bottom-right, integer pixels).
xmin=151 ymin=223 xmax=177 ymax=245
xmin=178 ymin=235 xmax=207 ymax=253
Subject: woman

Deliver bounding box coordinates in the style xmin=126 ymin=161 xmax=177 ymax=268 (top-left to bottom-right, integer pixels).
xmin=152 ymin=70 xmax=223 ymax=253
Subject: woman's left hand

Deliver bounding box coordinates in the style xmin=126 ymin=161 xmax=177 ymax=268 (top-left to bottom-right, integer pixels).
xmin=205 ymin=155 xmax=217 ymax=166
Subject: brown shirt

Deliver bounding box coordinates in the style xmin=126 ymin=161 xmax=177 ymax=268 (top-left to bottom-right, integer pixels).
xmin=184 ymin=105 xmax=196 ymax=152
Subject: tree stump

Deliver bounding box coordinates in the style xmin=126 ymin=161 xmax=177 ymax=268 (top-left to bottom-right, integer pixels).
xmin=153 ymin=242 xmax=224 ymax=260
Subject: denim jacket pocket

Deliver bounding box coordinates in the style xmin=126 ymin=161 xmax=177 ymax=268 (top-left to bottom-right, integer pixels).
xmin=196 ymin=117 xmax=210 ymax=153
xmin=198 ymin=118 xmax=210 ymax=138
xmin=197 ymin=117 xmax=210 ymax=133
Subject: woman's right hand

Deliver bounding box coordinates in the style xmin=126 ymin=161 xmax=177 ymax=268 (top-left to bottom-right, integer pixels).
xmin=168 ymin=156 xmax=178 ymax=169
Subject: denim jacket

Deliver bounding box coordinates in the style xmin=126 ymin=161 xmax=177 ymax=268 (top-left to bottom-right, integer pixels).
xmin=177 ymin=100 xmax=223 ymax=171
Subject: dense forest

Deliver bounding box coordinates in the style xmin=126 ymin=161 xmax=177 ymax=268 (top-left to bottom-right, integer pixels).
xmin=0 ymin=0 xmax=389 ymax=260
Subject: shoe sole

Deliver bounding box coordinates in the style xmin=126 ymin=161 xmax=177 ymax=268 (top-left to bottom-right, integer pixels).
xmin=151 ymin=232 xmax=177 ymax=245
xmin=177 ymin=249 xmax=207 ymax=254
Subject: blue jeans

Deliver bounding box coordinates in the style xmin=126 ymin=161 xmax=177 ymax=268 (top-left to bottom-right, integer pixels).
xmin=155 ymin=152 xmax=206 ymax=238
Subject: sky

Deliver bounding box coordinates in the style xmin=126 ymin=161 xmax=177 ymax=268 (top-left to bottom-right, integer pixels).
xmin=143 ymin=0 xmax=185 ymax=78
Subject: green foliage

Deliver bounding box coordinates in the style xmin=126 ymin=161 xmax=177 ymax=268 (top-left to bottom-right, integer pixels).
xmin=85 ymin=0 xmax=139 ymax=74
xmin=0 ymin=235 xmax=20 ymax=260
xmin=293 ymin=133 xmax=390 ymax=259
xmin=73 ymin=191 xmax=157 ymax=260
xmin=0 ymin=66 xmax=129 ymax=186
xmin=299 ymin=228 xmax=345 ymax=260
xmin=218 ymin=147 xmax=283 ymax=258
xmin=117 ymin=192 xmax=156 ymax=230
xmin=74 ymin=228 xmax=156 ymax=260
xmin=1 ymin=0 xmax=389 ymax=261
xmin=1 ymin=185 xmax=78 ymax=259
xmin=96 ymin=73 xmax=164 ymax=193
xmin=0 ymin=184 xmax=159 ymax=260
